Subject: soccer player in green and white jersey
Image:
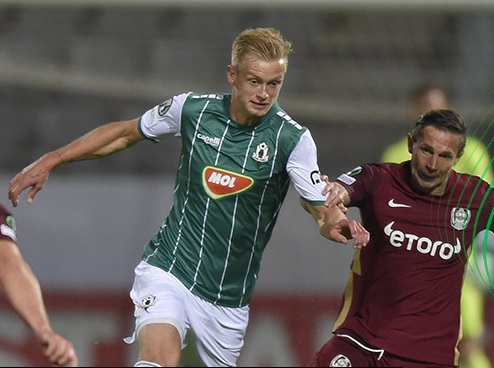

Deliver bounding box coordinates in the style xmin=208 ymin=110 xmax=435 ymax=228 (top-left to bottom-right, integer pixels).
xmin=8 ymin=28 xmax=369 ymax=367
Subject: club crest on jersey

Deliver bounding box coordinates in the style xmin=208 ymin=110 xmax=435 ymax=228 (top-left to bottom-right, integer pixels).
xmin=252 ymin=142 xmax=269 ymax=163
xmin=203 ymin=166 xmax=254 ymax=199
xmin=330 ymin=354 xmax=351 ymax=367
xmin=450 ymin=207 xmax=471 ymax=230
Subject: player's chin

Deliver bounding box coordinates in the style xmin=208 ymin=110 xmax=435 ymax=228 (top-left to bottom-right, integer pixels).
xmin=249 ymin=103 xmax=270 ymax=115
xmin=415 ymin=177 xmax=439 ymax=192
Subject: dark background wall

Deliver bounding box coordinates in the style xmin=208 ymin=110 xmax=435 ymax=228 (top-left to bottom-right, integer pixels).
xmin=1 ymin=2 xmax=494 ymax=179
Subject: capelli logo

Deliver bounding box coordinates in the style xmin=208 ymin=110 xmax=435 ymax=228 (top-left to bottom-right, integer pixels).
xmin=197 ymin=133 xmax=221 ymax=147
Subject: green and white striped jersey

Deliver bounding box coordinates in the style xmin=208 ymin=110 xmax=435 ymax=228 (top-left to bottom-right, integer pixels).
xmin=138 ymin=92 xmax=327 ymax=307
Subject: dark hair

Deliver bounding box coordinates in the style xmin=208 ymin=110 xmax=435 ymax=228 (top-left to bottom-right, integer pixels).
xmin=411 ymin=109 xmax=467 ymax=154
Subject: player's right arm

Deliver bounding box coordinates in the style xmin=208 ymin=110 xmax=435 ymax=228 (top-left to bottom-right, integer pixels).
xmin=9 ymin=118 xmax=143 ymax=207
xmin=301 ymin=199 xmax=368 ymax=248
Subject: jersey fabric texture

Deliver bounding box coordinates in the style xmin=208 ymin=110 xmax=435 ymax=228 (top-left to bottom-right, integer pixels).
xmin=0 ymin=205 xmax=17 ymax=243
xmin=137 ymin=92 xmax=326 ymax=308
xmin=333 ymin=161 xmax=494 ymax=366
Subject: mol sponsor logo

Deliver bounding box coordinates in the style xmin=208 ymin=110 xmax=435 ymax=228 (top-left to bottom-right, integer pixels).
xmin=203 ymin=166 xmax=254 ymax=199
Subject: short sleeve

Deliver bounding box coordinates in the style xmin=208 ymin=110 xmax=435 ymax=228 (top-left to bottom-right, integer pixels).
xmin=139 ymin=92 xmax=190 ymax=142
xmin=287 ymin=130 xmax=327 ymax=204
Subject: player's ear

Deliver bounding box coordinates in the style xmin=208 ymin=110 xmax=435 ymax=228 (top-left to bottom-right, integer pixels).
xmin=407 ymin=133 xmax=414 ymax=154
xmin=455 ymin=148 xmax=464 ymax=162
xmin=227 ymin=65 xmax=236 ymax=85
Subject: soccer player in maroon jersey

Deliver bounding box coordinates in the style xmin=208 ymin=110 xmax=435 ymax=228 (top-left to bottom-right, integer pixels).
xmin=309 ymin=109 xmax=494 ymax=367
xmin=0 ymin=204 xmax=78 ymax=367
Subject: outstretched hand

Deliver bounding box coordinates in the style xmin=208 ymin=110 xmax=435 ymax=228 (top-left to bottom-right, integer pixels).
xmin=327 ymin=218 xmax=369 ymax=249
xmin=39 ymin=330 xmax=79 ymax=367
xmin=9 ymin=155 xmax=52 ymax=207
xmin=318 ymin=174 xmax=369 ymax=249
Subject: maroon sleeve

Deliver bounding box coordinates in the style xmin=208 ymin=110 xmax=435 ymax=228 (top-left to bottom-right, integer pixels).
xmin=335 ymin=164 xmax=384 ymax=205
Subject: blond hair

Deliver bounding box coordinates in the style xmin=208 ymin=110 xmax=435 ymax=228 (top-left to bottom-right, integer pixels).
xmin=231 ymin=27 xmax=293 ymax=71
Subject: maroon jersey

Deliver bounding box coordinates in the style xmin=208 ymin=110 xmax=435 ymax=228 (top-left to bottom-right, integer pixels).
xmin=0 ymin=205 xmax=17 ymax=243
xmin=333 ymin=161 xmax=494 ymax=366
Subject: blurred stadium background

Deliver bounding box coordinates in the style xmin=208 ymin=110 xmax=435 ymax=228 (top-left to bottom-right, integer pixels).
xmin=0 ymin=0 xmax=493 ymax=366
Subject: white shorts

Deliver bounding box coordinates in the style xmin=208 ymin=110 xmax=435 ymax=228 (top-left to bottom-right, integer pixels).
xmin=124 ymin=260 xmax=249 ymax=367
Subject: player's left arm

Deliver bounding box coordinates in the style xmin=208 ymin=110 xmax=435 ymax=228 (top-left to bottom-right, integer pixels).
xmin=287 ymin=130 xmax=368 ymax=248
xmin=301 ymin=198 xmax=368 ymax=248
